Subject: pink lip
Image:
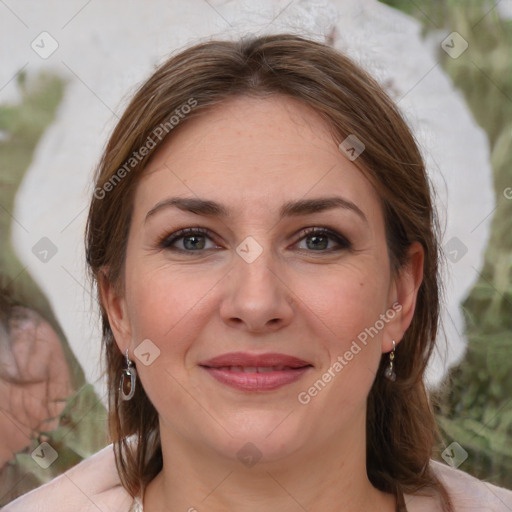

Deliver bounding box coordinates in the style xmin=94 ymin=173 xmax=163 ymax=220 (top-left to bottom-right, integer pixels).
xmin=202 ymin=367 xmax=311 ymax=391
xmin=199 ymin=352 xmax=311 ymax=368
xmin=199 ymin=352 xmax=313 ymax=392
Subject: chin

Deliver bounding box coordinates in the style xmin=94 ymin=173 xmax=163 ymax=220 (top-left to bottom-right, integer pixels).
xmin=204 ymin=416 xmax=309 ymax=465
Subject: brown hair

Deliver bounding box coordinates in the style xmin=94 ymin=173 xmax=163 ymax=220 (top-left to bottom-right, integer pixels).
xmin=85 ymin=34 xmax=452 ymax=510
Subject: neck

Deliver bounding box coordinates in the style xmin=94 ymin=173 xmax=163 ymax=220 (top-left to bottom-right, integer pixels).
xmin=143 ymin=414 xmax=396 ymax=512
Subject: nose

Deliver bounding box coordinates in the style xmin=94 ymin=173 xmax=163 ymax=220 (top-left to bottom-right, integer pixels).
xmin=219 ymin=249 xmax=294 ymax=334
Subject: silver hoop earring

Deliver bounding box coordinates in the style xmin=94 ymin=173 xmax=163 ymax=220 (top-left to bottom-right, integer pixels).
xmin=120 ymin=349 xmax=137 ymax=401
xmin=384 ymin=340 xmax=396 ymax=381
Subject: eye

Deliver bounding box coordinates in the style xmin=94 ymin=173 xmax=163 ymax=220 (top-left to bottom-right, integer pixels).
xmin=158 ymin=226 xmax=351 ymax=254
xmin=159 ymin=228 xmax=221 ymax=252
xmin=295 ymin=227 xmax=351 ymax=252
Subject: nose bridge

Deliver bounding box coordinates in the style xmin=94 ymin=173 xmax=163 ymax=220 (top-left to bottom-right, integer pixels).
xmin=235 ymin=246 xmax=277 ymax=294
xmin=220 ymin=241 xmax=293 ymax=332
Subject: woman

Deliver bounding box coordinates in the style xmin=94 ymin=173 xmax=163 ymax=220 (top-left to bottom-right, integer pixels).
xmin=4 ymin=34 xmax=512 ymax=512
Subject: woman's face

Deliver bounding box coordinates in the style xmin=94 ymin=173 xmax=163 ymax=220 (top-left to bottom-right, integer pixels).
xmin=104 ymin=95 xmax=420 ymax=464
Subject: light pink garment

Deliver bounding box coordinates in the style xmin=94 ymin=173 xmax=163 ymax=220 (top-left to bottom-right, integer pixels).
xmin=4 ymin=443 xmax=512 ymax=511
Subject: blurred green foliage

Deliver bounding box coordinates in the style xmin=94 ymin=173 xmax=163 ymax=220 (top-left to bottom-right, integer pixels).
xmin=1 ymin=384 xmax=107 ymax=505
xmin=0 ymin=75 xmax=108 ymax=505
xmin=0 ymin=73 xmax=84 ymax=386
xmin=380 ymin=0 xmax=512 ymax=489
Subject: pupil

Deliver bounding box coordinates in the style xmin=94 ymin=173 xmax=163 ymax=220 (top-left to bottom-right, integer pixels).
xmin=184 ymin=236 xmax=205 ymax=250
xmin=307 ymin=235 xmax=327 ymax=250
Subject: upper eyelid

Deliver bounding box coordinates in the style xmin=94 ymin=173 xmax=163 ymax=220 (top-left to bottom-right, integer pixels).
xmin=159 ymin=227 xmax=212 ymax=246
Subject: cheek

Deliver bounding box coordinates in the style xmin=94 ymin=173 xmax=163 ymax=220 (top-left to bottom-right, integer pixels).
xmin=125 ymin=263 xmax=216 ymax=360
xmin=122 ymin=264 xmax=219 ymax=419
xmin=295 ymin=261 xmax=389 ymax=345
xmin=291 ymin=263 xmax=389 ymax=407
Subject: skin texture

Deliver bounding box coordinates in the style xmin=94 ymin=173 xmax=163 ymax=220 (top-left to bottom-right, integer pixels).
xmin=101 ymin=95 xmax=424 ymax=512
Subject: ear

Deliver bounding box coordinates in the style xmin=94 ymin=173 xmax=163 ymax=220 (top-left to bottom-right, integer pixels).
xmin=383 ymin=242 xmax=424 ymax=353
xmin=98 ymin=268 xmax=132 ymax=354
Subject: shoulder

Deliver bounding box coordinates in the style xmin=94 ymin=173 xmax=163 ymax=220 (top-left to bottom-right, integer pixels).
xmin=432 ymin=459 xmax=512 ymax=511
xmin=2 ymin=443 xmax=133 ymax=512
xmin=405 ymin=460 xmax=512 ymax=512
xmin=5 ymin=451 xmax=512 ymax=512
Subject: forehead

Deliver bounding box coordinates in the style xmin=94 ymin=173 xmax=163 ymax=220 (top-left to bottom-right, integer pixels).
xmin=134 ymin=95 xmax=382 ymax=223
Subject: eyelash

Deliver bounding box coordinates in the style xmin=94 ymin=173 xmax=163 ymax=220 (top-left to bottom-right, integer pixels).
xmin=158 ymin=227 xmax=351 ymax=254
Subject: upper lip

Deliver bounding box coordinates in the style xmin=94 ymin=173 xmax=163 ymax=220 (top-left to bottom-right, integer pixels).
xmin=199 ymin=352 xmax=312 ymax=368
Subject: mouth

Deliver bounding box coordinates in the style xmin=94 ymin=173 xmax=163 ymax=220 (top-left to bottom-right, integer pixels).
xmin=199 ymin=352 xmax=313 ymax=391
xmin=209 ymin=365 xmax=306 ymax=373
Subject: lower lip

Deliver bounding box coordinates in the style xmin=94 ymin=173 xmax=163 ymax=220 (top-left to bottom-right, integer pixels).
xmin=201 ymin=367 xmax=311 ymax=391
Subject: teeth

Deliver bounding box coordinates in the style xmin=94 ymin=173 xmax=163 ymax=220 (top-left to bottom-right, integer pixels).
xmin=216 ymin=366 xmax=291 ymax=373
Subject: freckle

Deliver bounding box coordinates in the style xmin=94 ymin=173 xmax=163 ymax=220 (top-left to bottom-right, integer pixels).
xmin=359 ymin=282 xmax=364 ymax=287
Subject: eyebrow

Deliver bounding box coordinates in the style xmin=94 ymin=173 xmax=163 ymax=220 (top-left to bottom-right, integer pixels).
xmin=145 ymin=196 xmax=367 ymax=223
